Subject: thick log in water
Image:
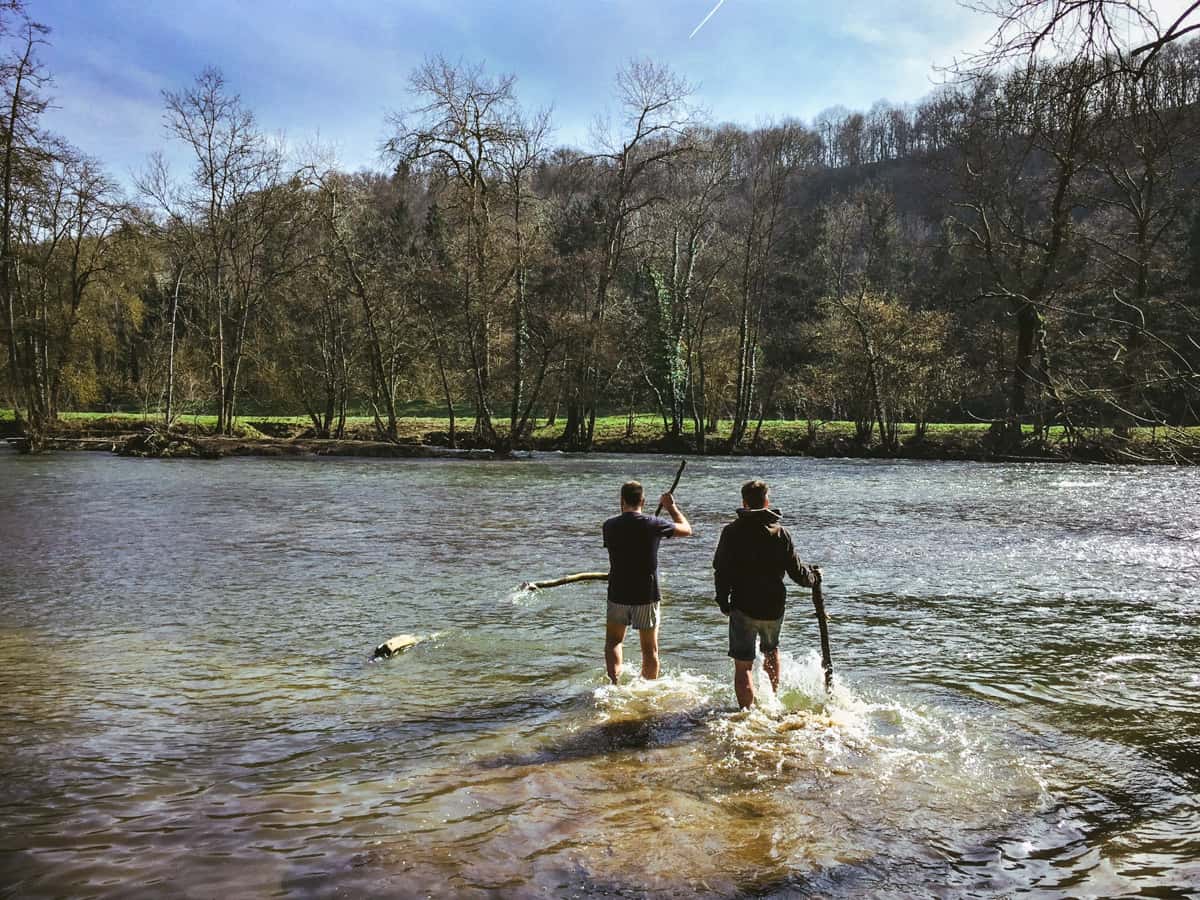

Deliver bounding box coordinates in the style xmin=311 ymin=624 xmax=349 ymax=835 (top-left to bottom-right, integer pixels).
xmin=520 ymin=572 xmax=609 ymax=591
xmin=372 ymin=633 xmax=423 ymax=659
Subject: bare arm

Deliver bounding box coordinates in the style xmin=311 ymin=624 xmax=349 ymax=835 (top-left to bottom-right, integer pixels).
xmin=659 ymin=492 xmax=692 ymax=537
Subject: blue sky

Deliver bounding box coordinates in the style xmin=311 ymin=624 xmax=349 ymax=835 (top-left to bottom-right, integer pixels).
xmin=33 ymin=0 xmax=1003 ymax=185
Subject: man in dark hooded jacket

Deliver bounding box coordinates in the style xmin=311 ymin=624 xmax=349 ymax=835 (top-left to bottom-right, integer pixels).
xmin=713 ymin=479 xmax=813 ymax=709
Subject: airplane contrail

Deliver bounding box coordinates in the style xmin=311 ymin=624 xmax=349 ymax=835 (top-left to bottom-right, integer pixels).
xmin=689 ymin=0 xmax=728 ymax=39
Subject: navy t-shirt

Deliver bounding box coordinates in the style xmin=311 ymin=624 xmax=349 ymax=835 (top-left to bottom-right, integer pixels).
xmin=603 ymin=511 xmax=677 ymax=605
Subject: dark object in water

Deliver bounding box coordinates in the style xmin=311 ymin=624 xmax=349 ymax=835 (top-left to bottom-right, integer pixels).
xmin=810 ymin=566 xmax=833 ymax=691
xmin=520 ymin=572 xmax=609 ymax=591
xmin=372 ymin=633 xmax=422 ymax=659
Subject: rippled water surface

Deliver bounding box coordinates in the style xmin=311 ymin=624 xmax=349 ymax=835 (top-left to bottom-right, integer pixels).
xmin=1 ymin=451 xmax=1198 ymax=898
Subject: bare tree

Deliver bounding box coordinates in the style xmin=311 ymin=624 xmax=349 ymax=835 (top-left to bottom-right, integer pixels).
xmin=820 ymin=186 xmax=905 ymax=447
xmin=14 ymin=152 xmax=125 ymax=420
xmin=414 ymin=199 xmax=464 ymax=447
xmin=951 ymin=59 xmax=1105 ymax=444
xmin=496 ymin=106 xmax=552 ymax=444
xmin=274 ymin=167 xmax=359 ymax=439
xmin=320 ymin=171 xmax=424 ymax=441
xmin=0 ymin=2 xmax=52 ymax=446
xmin=559 ymin=59 xmax=696 ymax=450
xmin=963 ymin=0 xmax=1200 ymax=74
xmin=0 ymin=8 xmax=127 ymax=448
xmin=726 ymin=122 xmax=817 ymax=448
xmin=635 ymin=128 xmax=733 ymax=444
xmin=139 ymin=67 xmax=304 ymax=435
xmin=387 ymin=56 xmax=526 ymax=447
xmin=1074 ymin=46 xmax=1200 ymax=433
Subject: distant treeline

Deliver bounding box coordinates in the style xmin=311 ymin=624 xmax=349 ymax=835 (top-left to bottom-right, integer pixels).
xmin=2 ymin=1 xmax=1198 ymax=451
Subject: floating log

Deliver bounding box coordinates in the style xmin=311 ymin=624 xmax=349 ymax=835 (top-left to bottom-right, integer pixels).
xmin=810 ymin=566 xmax=834 ymax=691
xmin=372 ymin=633 xmax=423 ymax=659
xmin=520 ymin=572 xmax=609 ymax=591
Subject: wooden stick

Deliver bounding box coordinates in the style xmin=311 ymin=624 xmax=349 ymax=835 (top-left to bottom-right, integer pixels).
xmin=521 ymin=572 xmax=609 ymax=591
xmin=654 ymin=458 xmax=687 ymax=517
xmin=810 ymin=566 xmax=834 ymax=691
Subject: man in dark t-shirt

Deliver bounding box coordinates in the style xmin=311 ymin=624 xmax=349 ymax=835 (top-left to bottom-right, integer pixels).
xmin=602 ymin=480 xmax=692 ymax=683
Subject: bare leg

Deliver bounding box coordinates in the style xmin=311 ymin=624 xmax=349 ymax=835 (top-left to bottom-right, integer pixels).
xmin=762 ymin=649 xmax=781 ymax=694
xmin=605 ymin=623 xmax=626 ymax=684
xmin=734 ymin=659 xmax=755 ymax=709
xmin=638 ymin=627 xmax=660 ymax=680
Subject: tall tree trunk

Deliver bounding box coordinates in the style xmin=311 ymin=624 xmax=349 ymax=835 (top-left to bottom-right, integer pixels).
xmin=214 ymin=307 xmax=227 ymax=434
xmin=693 ymin=350 xmax=708 ymax=454
xmin=510 ymin=186 xmax=527 ymax=443
xmin=432 ymin=328 xmax=456 ymax=449
xmin=546 ymin=377 xmax=561 ymax=427
xmin=165 ymin=265 xmax=183 ymax=426
xmin=511 ymin=268 xmax=525 ymax=441
xmin=731 ymin=281 xmax=752 ymax=447
xmin=345 ymin=256 xmax=398 ymax=441
xmin=1007 ymin=301 xmax=1040 ymax=440
xmin=0 ymin=38 xmax=41 ymax=449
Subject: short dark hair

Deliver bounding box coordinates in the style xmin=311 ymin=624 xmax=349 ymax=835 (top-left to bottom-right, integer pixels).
xmin=741 ymin=479 xmax=769 ymax=509
xmin=621 ymin=481 xmax=644 ymax=507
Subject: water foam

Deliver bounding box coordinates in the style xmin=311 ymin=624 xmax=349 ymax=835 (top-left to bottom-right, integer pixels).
xmin=688 ymin=648 xmax=1046 ymax=825
xmin=505 ymin=586 xmax=538 ymax=606
xmin=592 ymin=670 xmax=716 ymax=721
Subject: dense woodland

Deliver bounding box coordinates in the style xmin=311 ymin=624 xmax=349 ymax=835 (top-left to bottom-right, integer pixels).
xmin=2 ymin=0 xmax=1199 ymax=453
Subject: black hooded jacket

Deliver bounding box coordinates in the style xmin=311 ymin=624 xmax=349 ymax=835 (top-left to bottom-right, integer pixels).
xmin=713 ymin=507 xmax=812 ymax=620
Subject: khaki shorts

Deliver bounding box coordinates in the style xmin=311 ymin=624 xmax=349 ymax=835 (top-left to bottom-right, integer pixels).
xmin=606 ymin=600 xmax=660 ymax=631
xmin=729 ymin=608 xmax=783 ymax=661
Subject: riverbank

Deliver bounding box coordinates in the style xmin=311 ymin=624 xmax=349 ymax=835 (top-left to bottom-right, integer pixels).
xmin=2 ymin=411 xmax=1197 ymax=463
xmin=0 ymin=420 xmax=496 ymax=460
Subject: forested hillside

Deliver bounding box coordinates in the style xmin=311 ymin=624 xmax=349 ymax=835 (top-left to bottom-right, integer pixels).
xmin=3 ymin=1 xmax=1198 ymax=454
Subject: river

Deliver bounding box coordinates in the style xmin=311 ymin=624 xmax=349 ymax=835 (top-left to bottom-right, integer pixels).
xmin=0 ymin=451 xmax=1197 ymax=898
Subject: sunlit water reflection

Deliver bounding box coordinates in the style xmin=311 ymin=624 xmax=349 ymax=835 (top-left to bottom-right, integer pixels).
xmin=1 ymin=451 xmax=1197 ymax=897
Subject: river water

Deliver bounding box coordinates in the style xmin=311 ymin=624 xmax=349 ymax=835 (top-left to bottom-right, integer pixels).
xmin=0 ymin=451 xmax=1197 ymax=898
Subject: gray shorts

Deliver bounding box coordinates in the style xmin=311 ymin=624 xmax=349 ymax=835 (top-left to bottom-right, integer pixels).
xmin=729 ymin=608 xmax=783 ymax=661
xmin=607 ymin=600 xmax=660 ymax=631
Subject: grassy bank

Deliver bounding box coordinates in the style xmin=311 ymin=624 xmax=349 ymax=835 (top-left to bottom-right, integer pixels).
xmin=4 ymin=409 xmax=1198 ymax=463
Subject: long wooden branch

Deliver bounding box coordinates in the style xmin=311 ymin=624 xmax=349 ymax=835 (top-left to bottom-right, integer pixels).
xmin=654 ymin=458 xmax=687 ymax=516
xmin=520 ymin=572 xmax=609 ymax=591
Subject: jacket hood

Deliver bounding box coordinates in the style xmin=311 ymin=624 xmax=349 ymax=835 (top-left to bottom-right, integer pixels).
xmin=736 ymin=506 xmax=783 ymax=523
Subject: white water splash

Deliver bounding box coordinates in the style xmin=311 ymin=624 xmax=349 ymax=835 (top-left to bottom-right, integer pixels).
xmin=691 ymin=649 xmax=1045 ymax=822
xmin=505 ymin=585 xmax=539 ymax=606
xmin=592 ymin=669 xmax=716 ymax=720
